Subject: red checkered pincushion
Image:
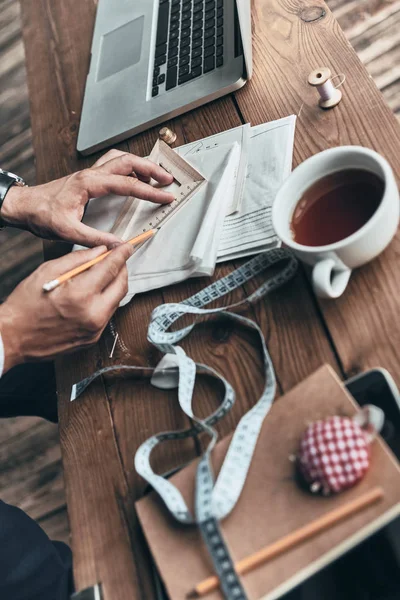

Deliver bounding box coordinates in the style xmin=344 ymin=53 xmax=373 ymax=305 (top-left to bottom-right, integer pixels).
xmin=297 ymin=415 xmax=371 ymax=495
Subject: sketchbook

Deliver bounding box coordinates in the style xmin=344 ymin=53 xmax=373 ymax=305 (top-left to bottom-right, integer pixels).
xmin=136 ymin=366 xmax=400 ymax=600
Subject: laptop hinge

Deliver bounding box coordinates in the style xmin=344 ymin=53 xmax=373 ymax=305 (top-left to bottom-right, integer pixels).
xmin=236 ymin=0 xmax=253 ymax=80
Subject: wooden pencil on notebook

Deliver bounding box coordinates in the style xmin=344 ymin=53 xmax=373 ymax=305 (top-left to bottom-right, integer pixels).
xmin=191 ymin=487 xmax=384 ymax=597
xmin=42 ymin=228 xmax=157 ymax=292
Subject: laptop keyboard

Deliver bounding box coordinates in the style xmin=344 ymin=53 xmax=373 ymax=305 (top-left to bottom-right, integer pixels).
xmin=152 ymin=0 xmax=224 ymax=97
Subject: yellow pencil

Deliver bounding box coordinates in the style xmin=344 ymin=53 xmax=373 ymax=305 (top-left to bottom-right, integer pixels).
xmin=42 ymin=229 xmax=158 ymax=292
xmin=191 ymin=487 xmax=384 ymax=597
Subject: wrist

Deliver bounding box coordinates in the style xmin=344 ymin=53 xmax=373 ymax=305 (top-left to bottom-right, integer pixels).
xmin=0 ymin=186 xmax=30 ymax=228
xmin=0 ymin=304 xmax=24 ymax=373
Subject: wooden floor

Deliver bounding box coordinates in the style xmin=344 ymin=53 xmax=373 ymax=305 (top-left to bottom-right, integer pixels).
xmin=0 ymin=0 xmax=42 ymax=303
xmin=330 ymin=0 xmax=400 ymax=119
xmin=0 ymin=0 xmax=399 ymax=550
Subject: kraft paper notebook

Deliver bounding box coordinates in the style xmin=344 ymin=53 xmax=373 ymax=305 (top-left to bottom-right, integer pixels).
xmin=135 ymin=366 xmax=400 ymax=600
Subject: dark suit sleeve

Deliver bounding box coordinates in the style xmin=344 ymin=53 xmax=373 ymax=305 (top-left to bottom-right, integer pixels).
xmin=0 ymin=499 xmax=72 ymax=600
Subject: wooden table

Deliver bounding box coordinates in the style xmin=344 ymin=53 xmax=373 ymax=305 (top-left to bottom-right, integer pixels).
xmin=20 ymin=0 xmax=400 ymax=598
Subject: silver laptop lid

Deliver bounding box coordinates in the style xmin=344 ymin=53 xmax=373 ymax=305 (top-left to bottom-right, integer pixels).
xmin=78 ymin=0 xmax=252 ymax=154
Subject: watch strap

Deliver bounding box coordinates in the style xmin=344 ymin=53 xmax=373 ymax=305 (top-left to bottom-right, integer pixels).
xmin=0 ymin=170 xmax=25 ymax=228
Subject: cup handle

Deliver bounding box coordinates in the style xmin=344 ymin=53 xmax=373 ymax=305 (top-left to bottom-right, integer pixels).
xmin=312 ymin=259 xmax=351 ymax=299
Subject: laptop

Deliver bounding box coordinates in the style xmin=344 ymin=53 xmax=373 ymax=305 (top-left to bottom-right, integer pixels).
xmin=77 ymin=0 xmax=252 ymax=155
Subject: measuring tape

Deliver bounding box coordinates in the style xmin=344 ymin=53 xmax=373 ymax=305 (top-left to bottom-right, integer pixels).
xmin=71 ymin=248 xmax=298 ymax=598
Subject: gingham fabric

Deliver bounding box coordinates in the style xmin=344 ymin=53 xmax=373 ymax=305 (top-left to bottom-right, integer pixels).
xmin=297 ymin=415 xmax=370 ymax=495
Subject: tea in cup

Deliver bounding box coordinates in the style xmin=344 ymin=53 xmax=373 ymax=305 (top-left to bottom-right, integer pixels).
xmin=272 ymin=146 xmax=399 ymax=298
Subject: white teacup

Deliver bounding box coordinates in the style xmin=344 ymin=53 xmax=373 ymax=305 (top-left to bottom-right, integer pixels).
xmin=272 ymin=146 xmax=400 ymax=299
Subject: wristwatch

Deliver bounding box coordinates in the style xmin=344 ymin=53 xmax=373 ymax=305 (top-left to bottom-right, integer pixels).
xmin=0 ymin=168 xmax=27 ymax=229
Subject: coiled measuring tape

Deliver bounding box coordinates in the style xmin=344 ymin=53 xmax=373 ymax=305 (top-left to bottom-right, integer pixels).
xmin=71 ymin=248 xmax=298 ymax=599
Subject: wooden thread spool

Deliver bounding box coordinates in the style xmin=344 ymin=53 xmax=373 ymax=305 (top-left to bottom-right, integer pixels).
xmin=308 ymin=67 xmax=342 ymax=109
xmin=159 ymin=127 xmax=177 ymax=145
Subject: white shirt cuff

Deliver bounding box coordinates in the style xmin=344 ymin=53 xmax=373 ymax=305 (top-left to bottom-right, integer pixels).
xmin=0 ymin=333 xmax=4 ymax=379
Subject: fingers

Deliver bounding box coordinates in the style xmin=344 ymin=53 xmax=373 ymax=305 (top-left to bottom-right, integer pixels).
xmin=91 ymin=148 xmax=125 ymax=168
xmin=94 ymin=152 xmax=174 ymax=186
xmin=85 ymin=172 xmax=175 ymax=204
xmin=101 ymin=264 xmax=129 ymax=310
xmin=44 ymin=246 xmax=108 ymax=279
xmin=119 ymin=178 xmax=175 ymax=204
xmin=63 ymin=220 xmax=123 ymax=249
xmin=79 ymin=242 xmax=133 ymax=292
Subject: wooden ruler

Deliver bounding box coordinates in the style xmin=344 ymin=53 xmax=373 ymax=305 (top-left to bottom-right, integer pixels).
xmin=111 ymin=140 xmax=206 ymax=239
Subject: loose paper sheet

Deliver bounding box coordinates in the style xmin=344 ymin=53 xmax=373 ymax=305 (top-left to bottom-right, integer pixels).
xmin=76 ymin=116 xmax=296 ymax=305
xmin=120 ymin=143 xmax=240 ymax=304
xmin=218 ymin=115 xmax=296 ymax=261
xmin=76 ymin=143 xmax=241 ymax=305
xmin=175 ymin=123 xmax=251 ymax=214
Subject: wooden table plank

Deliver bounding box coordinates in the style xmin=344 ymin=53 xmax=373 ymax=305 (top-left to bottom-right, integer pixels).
xmin=19 ymin=1 xmax=195 ymax=597
xmin=236 ymin=0 xmax=400 ymax=156
xmin=18 ymin=0 xmax=341 ymax=596
xmin=234 ymin=0 xmax=400 ymax=385
xmin=19 ymin=0 xmax=400 ymax=598
xmin=158 ymin=100 xmax=339 ymax=435
xmin=98 ymin=94 xmax=339 ymax=595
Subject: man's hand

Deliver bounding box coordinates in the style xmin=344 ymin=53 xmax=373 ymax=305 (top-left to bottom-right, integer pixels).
xmin=0 ymin=244 xmax=133 ymax=373
xmin=0 ymin=149 xmax=174 ymax=248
